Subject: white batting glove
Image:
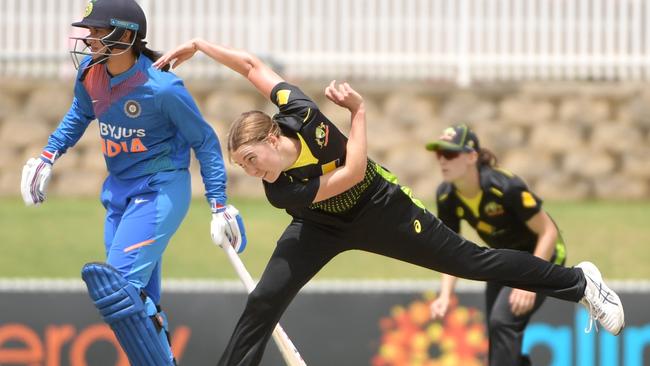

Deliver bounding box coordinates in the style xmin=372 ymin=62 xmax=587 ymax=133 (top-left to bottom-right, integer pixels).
xmin=211 ymin=204 xmax=247 ymax=253
xmin=21 ymin=157 xmax=53 ymax=206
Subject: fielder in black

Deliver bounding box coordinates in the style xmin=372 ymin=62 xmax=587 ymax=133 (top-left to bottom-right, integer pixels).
xmin=154 ymin=39 xmax=625 ymax=366
xmin=427 ymin=124 xmax=568 ymax=366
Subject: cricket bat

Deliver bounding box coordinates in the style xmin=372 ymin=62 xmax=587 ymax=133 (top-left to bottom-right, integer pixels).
xmin=221 ymin=242 xmax=307 ymax=366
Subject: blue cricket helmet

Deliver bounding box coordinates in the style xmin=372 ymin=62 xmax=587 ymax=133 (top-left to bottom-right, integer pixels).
xmin=72 ymin=0 xmax=147 ymax=39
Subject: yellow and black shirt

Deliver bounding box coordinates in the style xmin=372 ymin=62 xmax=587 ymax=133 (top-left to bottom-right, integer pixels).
xmin=263 ymin=82 xmax=380 ymax=218
xmin=436 ymin=166 xmax=564 ymax=260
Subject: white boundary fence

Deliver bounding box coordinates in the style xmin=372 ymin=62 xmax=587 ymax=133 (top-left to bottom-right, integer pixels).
xmin=1 ymin=278 xmax=649 ymax=293
xmin=1 ymin=0 xmax=650 ymax=84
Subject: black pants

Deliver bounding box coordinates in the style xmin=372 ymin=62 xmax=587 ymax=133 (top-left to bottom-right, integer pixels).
xmin=485 ymin=283 xmax=544 ymax=366
xmin=218 ymin=182 xmax=586 ymax=366
xmin=485 ymin=250 xmax=565 ymax=366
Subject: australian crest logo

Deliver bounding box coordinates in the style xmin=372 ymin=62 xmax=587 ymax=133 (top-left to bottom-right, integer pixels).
xmin=484 ymin=201 xmax=504 ymax=217
xmin=315 ymin=122 xmax=329 ymax=148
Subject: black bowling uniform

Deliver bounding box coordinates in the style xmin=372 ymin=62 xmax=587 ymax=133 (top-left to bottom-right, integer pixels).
xmin=218 ymin=83 xmax=584 ymax=366
xmin=436 ymin=166 xmax=565 ymax=261
xmin=263 ymin=82 xmax=381 ymax=221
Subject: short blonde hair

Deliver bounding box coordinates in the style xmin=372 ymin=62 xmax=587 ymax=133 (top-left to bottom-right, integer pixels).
xmin=227 ymin=110 xmax=281 ymax=161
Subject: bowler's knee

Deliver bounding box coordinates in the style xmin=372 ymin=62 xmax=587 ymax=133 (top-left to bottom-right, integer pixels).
xmin=245 ymin=286 xmax=281 ymax=317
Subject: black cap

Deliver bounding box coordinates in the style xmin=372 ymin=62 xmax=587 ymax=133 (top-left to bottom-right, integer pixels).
xmin=72 ymin=0 xmax=147 ymax=39
xmin=425 ymin=124 xmax=480 ymax=152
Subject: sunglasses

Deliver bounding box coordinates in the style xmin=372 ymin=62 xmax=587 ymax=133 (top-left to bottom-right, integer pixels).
xmin=435 ymin=150 xmax=461 ymax=160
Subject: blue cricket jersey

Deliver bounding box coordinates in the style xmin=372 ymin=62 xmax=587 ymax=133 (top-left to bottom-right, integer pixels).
xmin=43 ymin=55 xmax=226 ymax=206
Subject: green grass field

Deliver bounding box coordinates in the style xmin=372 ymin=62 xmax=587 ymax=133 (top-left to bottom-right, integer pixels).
xmin=1 ymin=197 xmax=648 ymax=279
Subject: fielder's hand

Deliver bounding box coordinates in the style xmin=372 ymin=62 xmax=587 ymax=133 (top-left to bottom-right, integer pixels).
xmin=509 ymin=288 xmax=536 ymax=316
xmin=211 ymin=205 xmax=247 ymax=253
xmin=430 ymin=295 xmax=451 ymax=320
xmin=20 ymin=157 xmax=52 ymax=206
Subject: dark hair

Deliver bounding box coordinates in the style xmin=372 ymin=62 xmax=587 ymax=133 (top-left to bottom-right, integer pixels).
xmin=133 ymin=37 xmax=170 ymax=71
xmin=477 ymin=147 xmax=498 ymax=167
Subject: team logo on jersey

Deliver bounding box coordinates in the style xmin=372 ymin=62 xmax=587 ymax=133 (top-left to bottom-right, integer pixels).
xmin=315 ymin=122 xmax=329 ymax=148
xmin=124 ymin=100 xmax=141 ymax=118
xmin=484 ymin=201 xmax=504 ymax=217
xmin=84 ymin=1 xmax=94 ymax=17
xmin=456 ymin=206 xmax=465 ymax=218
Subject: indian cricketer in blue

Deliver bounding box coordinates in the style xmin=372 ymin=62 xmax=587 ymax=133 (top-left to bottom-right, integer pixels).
xmin=19 ymin=0 xmax=246 ymax=364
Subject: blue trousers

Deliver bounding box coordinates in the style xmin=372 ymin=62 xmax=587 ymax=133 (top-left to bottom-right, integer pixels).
xmin=100 ymin=170 xmax=191 ymax=304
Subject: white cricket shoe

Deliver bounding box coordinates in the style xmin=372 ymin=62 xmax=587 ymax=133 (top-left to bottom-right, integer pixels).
xmin=576 ymin=261 xmax=625 ymax=335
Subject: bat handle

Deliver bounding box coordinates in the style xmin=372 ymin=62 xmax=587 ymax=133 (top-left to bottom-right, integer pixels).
xmin=221 ymin=244 xmax=307 ymax=365
xmin=223 ymin=243 xmax=256 ymax=292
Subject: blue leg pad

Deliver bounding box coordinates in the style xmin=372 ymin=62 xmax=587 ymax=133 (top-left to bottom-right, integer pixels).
xmin=81 ymin=262 xmax=175 ymax=366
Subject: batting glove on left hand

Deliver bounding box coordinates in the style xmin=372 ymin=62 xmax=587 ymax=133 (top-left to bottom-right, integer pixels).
xmin=21 ymin=157 xmax=52 ymax=206
xmin=211 ymin=205 xmax=247 ymax=253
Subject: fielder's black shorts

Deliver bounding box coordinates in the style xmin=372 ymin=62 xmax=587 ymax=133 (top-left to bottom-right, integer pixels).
xmin=218 ymin=178 xmax=586 ymax=366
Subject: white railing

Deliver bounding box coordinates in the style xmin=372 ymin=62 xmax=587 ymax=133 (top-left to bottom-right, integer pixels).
xmin=1 ymin=0 xmax=649 ymax=84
